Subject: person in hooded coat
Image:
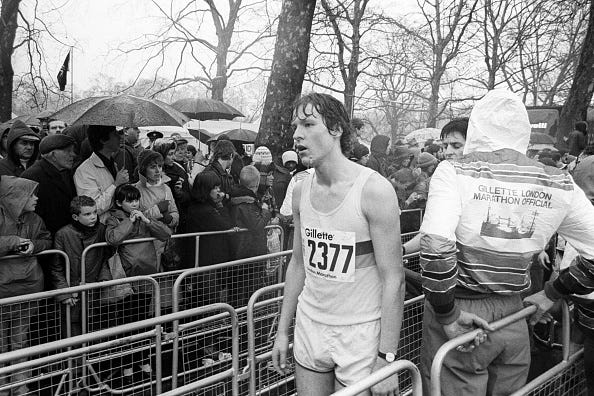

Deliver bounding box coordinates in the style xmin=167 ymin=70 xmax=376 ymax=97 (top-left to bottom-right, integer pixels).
xmin=366 ymin=134 xmax=390 ymax=177
xmin=0 ymin=176 xmax=52 ymax=395
xmin=419 ymin=90 xmax=594 ymax=396
xmin=0 ymin=120 xmax=40 ymax=177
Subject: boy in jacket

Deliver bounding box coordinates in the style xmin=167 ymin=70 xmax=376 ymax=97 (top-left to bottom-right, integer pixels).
xmin=0 ymin=176 xmax=52 ymax=395
xmin=52 ymin=196 xmax=112 ymax=337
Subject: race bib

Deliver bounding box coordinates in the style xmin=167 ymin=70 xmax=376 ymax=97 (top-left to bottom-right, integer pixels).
xmin=302 ymin=227 xmax=356 ymax=282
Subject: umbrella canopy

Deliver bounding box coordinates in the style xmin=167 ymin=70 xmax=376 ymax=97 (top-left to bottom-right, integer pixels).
xmin=405 ymin=127 xmax=441 ymax=143
xmin=529 ymin=132 xmax=555 ymax=145
xmin=188 ymin=128 xmax=213 ymax=144
xmin=36 ymin=109 xmax=56 ymax=120
xmin=171 ymin=98 xmax=244 ymax=121
xmin=50 ymin=94 xmax=189 ymax=127
xmin=208 ymin=128 xmax=258 ymax=143
xmin=5 ymin=114 xmax=42 ymax=128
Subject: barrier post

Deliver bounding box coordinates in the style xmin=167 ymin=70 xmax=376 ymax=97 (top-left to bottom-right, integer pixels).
xmin=430 ymin=305 xmax=537 ymax=396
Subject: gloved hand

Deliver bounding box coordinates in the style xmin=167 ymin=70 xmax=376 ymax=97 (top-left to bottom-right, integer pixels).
xmin=162 ymin=213 xmax=173 ymax=225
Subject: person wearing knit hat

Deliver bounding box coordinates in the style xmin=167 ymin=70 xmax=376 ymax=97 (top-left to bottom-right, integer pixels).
xmin=21 ymin=133 xmax=77 ymax=234
xmin=252 ymin=145 xmax=273 ymax=165
xmin=350 ymin=142 xmax=370 ymax=166
xmin=416 ymin=152 xmax=438 ymax=170
xmin=272 ymin=150 xmax=299 ymax=207
xmin=0 ymin=120 xmax=41 ymax=176
xmin=281 ymin=150 xmax=298 ymax=167
xmin=135 ymin=150 xmax=179 ymax=233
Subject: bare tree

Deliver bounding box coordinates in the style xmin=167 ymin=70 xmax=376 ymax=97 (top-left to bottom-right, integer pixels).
xmin=0 ymin=0 xmax=21 ymax=121
xmin=118 ymin=0 xmax=276 ymax=101
xmin=257 ymin=0 xmax=316 ymax=156
xmin=559 ymin=0 xmax=594 ymax=141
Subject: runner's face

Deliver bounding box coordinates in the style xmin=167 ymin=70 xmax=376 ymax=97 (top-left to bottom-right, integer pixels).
xmin=442 ymin=131 xmax=466 ymax=162
xmin=292 ymin=104 xmax=337 ymax=167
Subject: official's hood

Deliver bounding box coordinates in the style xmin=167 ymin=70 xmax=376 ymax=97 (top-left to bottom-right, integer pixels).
xmin=464 ymin=90 xmax=530 ymax=155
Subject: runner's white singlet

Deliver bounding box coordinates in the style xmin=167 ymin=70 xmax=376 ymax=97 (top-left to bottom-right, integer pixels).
xmin=298 ymin=166 xmax=381 ymax=325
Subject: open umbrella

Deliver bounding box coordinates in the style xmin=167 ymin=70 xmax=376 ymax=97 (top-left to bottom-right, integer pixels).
xmin=50 ymin=94 xmax=189 ymax=127
xmin=5 ymin=114 xmax=42 ymax=128
xmin=171 ymin=98 xmax=244 ymax=120
xmin=405 ymin=127 xmax=441 ymax=143
xmin=208 ymin=128 xmax=258 ymax=143
xmin=36 ymin=109 xmax=56 ymax=120
xmin=188 ymin=128 xmax=213 ymax=144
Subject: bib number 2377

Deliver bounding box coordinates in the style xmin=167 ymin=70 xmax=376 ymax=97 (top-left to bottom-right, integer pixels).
xmin=302 ymin=228 xmax=356 ymax=282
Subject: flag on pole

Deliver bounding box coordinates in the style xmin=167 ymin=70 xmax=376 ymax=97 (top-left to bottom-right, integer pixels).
xmin=57 ymin=51 xmax=70 ymax=91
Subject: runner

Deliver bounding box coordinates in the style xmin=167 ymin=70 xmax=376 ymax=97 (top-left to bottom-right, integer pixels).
xmin=271 ymin=92 xmax=405 ymax=395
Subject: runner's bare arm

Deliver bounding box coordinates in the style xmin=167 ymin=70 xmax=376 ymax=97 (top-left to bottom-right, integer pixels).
xmin=272 ymin=181 xmax=306 ymax=374
xmin=362 ymin=173 xmax=405 ymax=394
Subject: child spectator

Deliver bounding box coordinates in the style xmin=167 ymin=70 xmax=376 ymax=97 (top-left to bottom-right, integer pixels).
xmin=135 ymin=151 xmax=179 ymax=270
xmin=229 ymin=165 xmax=272 ymax=307
xmin=51 ymin=196 xmax=112 ymax=337
xmin=0 ymin=176 xmax=52 ymax=395
xmin=105 ymin=184 xmax=171 ymax=276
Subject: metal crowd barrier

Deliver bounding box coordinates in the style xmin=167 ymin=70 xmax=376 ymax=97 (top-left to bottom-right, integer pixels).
xmin=430 ymin=301 xmax=572 ymax=396
xmin=0 ymin=250 xmax=71 ymax=396
xmin=331 ymin=359 xmax=422 ymax=396
xmin=170 ymin=250 xmax=293 ymax=389
xmin=0 ymin=302 xmax=237 ymax=396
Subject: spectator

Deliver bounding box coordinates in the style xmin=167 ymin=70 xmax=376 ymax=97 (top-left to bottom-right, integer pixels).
xmin=51 ymin=196 xmax=112 ymax=338
xmin=152 ymin=138 xmax=191 ymax=233
xmin=135 ymin=151 xmax=179 ymax=270
xmin=404 ymin=152 xmax=437 ymax=209
xmin=272 ymin=150 xmax=298 ymax=206
xmin=0 ymin=176 xmax=52 ymax=395
xmin=351 ymin=117 xmax=365 ymax=139
xmin=21 ymin=134 xmax=77 ymax=235
xmin=187 ymin=172 xmax=235 ymax=267
xmin=47 ymin=119 xmax=67 ymax=135
xmin=145 ymin=130 xmax=163 ymax=150
xmin=173 ymin=137 xmax=189 ymax=172
xmin=418 ymin=90 xmax=594 ymax=395
xmin=229 ymin=165 xmax=272 ymax=259
xmin=0 ymin=120 xmax=40 ymax=177
xmin=572 ymin=143 xmax=594 ymax=204
xmin=350 ymin=142 xmax=370 ymax=166
xmin=366 ymin=134 xmax=390 ymax=177
xmin=124 ymin=127 xmax=143 ymax=159
xmin=0 ymin=124 xmax=9 ymax=159
xmin=568 ymin=120 xmax=588 ymax=157
xmin=74 ymin=126 xmax=129 ymax=222
xmin=105 ymin=184 xmax=171 ymax=276
xmin=63 ymin=124 xmax=89 ymax=168
xmin=114 ymin=128 xmax=139 ymax=184
xmin=201 ymin=139 xmax=236 ymax=199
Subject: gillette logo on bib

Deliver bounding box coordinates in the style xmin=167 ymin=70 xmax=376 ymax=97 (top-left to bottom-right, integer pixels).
xmin=303 ymin=228 xmax=356 ymax=282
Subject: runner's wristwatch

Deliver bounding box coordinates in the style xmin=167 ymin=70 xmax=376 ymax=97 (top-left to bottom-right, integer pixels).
xmin=378 ymin=351 xmax=396 ymax=362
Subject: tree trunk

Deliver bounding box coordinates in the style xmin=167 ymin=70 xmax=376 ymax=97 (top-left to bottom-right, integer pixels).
xmin=558 ymin=0 xmax=594 ymax=144
xmin=0 ymin=0 xmax=21 ymax=122
xmin=256 ymin=0 xmax=316 ymax=157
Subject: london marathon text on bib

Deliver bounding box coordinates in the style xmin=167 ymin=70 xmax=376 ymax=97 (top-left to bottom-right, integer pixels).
xmin=302 ymin=227 xmax=357 ymax=282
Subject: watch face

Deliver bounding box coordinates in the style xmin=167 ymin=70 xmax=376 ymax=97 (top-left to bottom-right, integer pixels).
xmin=386 ymin=352 xmax=396 ymax=362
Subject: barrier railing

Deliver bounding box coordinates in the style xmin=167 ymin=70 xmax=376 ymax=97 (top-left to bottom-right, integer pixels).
xmin=0 ymin=250 xmax=71 ymax=396
xmin=170 ymin=250 xmax=292 ymax=389
xmin=0 ymin=302 xmax=237 ymax=395
xmin=430 ymin=301 xmax=571 ymax=396
xmin=331 ymin=359 xmax=422 ymax=396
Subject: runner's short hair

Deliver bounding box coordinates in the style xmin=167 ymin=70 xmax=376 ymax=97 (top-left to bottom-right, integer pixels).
xmin=293 ymin=92 xmax=355 ymax=157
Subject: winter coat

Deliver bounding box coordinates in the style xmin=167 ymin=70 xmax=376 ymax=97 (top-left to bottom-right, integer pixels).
xmin=74 ymin=153 xmax=117 ymax=222
xmin=0 ymin=176 xmax=52 ymax=298
xmin=366 ymin=135 xmax=390 ymax=177
xmin=105 ymin=208 xmax=171 ymax=276
xmin=135 ymin=174 xmax=179 ymax=229
xmin=203 ymin=161 xmax=235 ymax=197
xmin=186 ymin=200 xmax=234 ymax=266
xmin=272 ymin=163 xmax=293 ymax=207
xmin=51 ymin=222 xmax=113 ymax=302
xmin=0 ymin=122 xmax=40 ymax=177
xmin=163 ymin=161 xmax=191 ymax=231
xmin=229 ymin=185 xmax=271 ymax=259
xmin=21 ymin=158 xmax=77 ymax=235
xmin=568 ymin=129 xmax=587 ymax=157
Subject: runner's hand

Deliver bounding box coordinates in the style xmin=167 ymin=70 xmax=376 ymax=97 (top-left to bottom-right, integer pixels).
xmin=537 ymin=251 xmax=551 ymax=270
xmin=443 ymin=310 xmax=493 ymax=352
xmin=271 ymin=333 xmax=290 ymax=375
xmin=524 ymin=290 xmax=555 ymax=326
xmin=370 ymin=359 xmax=399 ymax=396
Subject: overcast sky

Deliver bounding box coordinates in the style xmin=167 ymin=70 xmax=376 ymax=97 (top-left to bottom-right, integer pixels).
xmin=13 ymin=0 xmax=420 ymax=93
